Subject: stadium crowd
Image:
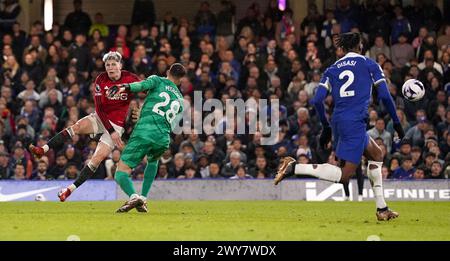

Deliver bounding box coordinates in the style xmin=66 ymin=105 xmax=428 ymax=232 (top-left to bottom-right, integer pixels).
xmin=0 ymin=0 xmax=449 ymax=181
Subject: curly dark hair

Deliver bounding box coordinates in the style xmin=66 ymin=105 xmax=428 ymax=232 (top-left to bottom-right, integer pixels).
xmin=335 ymin=32 xmax=362 ymax=52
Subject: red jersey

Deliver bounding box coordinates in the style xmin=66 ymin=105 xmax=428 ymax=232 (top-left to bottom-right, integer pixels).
xmin=94 ymin=71 xmax=140 ymax=133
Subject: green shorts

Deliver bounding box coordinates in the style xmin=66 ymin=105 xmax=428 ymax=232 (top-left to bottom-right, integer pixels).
xmin=120 ymin=122 xmax=170 ymax=169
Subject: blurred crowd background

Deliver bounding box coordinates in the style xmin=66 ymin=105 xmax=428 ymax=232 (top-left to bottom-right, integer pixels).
xmin=0 ymin=0 xmax=449 ymax=181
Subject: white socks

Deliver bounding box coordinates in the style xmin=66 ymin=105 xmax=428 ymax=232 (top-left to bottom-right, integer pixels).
xmin=367 ymin=161 xmax=387 ymax=209
xmin=68 ymin=184 xmax=76 ymax=192
xmin=295 ymin=163 xmax=342 ymax=183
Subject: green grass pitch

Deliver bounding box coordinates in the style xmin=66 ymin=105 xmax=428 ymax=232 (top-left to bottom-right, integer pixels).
xmin=0 ymin=201 xmax=449 ymax=241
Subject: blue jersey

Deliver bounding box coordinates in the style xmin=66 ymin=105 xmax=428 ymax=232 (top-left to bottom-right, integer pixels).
xmin=318 ymin=52 xmax=385 ymax=122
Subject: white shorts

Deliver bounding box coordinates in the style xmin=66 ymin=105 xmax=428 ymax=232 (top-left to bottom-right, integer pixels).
xmin=84 ymin=113 xmax=124 ymax=149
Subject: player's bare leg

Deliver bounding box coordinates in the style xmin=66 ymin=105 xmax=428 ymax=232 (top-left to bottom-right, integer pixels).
xmin=58 ymin=141 xmax=112 ymax=202
xmin=364 ymin=137 xmax=399 ymax=221
xmin=29 ymin=117 xmax=94 ymax=159
xmin=114 ymin=160 xmax=144 ymax=213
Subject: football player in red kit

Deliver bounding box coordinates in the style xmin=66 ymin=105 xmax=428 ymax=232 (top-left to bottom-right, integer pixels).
xmin=29 ymin=51 xmax=140 ymax=201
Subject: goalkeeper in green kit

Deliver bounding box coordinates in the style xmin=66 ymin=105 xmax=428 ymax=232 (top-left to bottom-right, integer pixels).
xmin=106 ymin=63 xmax=186 ymax=213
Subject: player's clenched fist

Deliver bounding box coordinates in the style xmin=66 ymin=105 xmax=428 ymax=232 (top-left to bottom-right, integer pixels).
xmin=107 ymin=83 xmax=130 ymax=98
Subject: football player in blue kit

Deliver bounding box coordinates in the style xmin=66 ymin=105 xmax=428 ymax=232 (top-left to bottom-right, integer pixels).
xmin=274 ymin=32 xmax=405 ymax=221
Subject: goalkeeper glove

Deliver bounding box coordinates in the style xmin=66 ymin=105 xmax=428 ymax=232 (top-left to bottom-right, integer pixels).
xmin=108 ymin=83 xmax=130 ymax=98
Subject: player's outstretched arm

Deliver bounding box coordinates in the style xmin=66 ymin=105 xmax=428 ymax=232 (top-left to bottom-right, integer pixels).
xmin=376 ymin=81 xmax=405 ymax=139
xmin=368 ymin=58 xmax=404 ymax=139
xmin=107 ymin=75 xmax=158 ymax=98
xmin=312 ymin=86 xmax=332 ymax=149
xmin=312 ymin=86 xmax=329 ymax=127
xmin=127 ymin=75 xmax=159 ymax=93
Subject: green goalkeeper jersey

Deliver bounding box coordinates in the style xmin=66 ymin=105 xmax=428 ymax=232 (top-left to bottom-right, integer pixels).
xmin=129 ymin=75 xmax=184 ymax=132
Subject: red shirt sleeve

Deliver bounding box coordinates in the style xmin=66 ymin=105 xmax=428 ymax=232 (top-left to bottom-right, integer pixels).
xmin=94 ymin=74 xmax=115 ymax=134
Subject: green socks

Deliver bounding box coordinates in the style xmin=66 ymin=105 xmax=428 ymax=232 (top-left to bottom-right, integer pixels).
xmin=115 ymin=171 xmax=136 ymax=197
xmin=141 ymin=161 xmax=158 ymax=197
xmin=114 ymin=161 xmax=158 ymax=198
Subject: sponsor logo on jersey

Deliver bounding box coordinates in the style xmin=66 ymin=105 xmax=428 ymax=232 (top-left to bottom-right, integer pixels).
xmin=95 ymin=84 xmax=101 ymax=93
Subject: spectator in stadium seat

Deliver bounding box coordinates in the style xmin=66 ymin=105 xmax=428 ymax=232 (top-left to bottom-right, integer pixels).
xmin=89 ymin=12 xmax=109 ymax=38
xmin=69 ymin=34 xmax=91 ymax=73
xmin=159 ymin=11 xmax=178 ymax=39
xmin=413 ymin=167 xmax=426 ymax=180
xmin=301 ymin=3 xmax=322 ymax=37
xmin=391 ymin=155 xmax=415 ymax=179
xmin=64 ymin=144 xmax=81 ymax=170
xmin=17 ymin=80 xmax=40 ymax=103
xmin=216 ymin=0 xmax=235 ymax=45
xmin=39 ymin=79 xmax=63 ymax=108
xmin=194 ymin=1 xmax=217 ymax=37
xmin=391 ymin=33 xmax=415 ymax=69
xmin=20 ymin=100 xmax=39 ymax=131
xmin=405 ymin=116 xmax=429 ymax=147
xmin=159 ymin=149 xmax=173 ymax=166
xmin=428 ymin=160 xmax=444 ymax=179
xmin=24 ymin=36 xmax=48 ymax=65
xmin=221 ymin=150 xmax=243 ymax=178
xmin=63 ymin=162 xmax=80 ymax=180
xmin=48 ymin=152 xmax=68 ymax=179
xmin=64 ymin=0 xmax=92 ymax=36
xmin=411 ymin=146 xmax=423 ymax=167
xmin=31 ymin=158 xmax=52 ymax=180
xmin=437 ymin=25 xmax=450 ymax=51
xmin=421 ymin=152 xmax=437 ymax=175
xmin=368 ymin=118 xmax=392 ymax=152
xmin=224 ymin=139 xmax=247 ymax=164
xmin=178 ymin=164 xmax=199 ymax=179
xmin=0 ymin=151 xmax=10 ymax=179
xmin=197 ymin=154 xmax=210 ymax=178
xmin=230 ymin=165 xmax=252 ymax=179
xmin=153 ymin=163 xmax=168 ymax=179
xmin=15 ymin=115 xmax=35 ymax=139
xmin=7 ymin=143 xmax=32 ymax=179
xmin=2 ymin=55 xmax=22 ymax=88
xmin=288 ymin=107 xmax=317 ymax=136
xmin=133 ymin=26 xmax=158 ymax=59
xmin=249 ymin=156 xmax=271 ymax=178
xmin=11 ymin=164 xmax=26 ymax=180
xmin=390 ymin=5 xmax=411 ymax=45
xmin=388 ymin=156 xmax=401 ymax=176
xmin=370 ymin=35 xmax=391 ymax=60
xmin=334 ymin=0 xmax=359 ymax=34
xmin=207 ymin=162 xmax=223 ymax=179
xmin=0 ymin=0 xmax=21 ymax=32
xmin=418 ymin=50 xmax=443 ymax=75
xmin=169 ymin=153 xmax=186 ymax=178
xmin=179 ymin=131 xmax=204 ymax=154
